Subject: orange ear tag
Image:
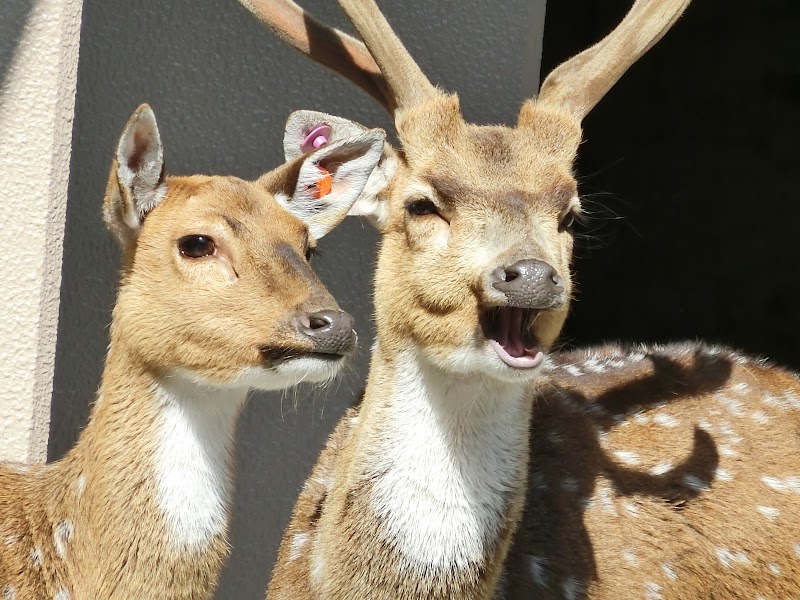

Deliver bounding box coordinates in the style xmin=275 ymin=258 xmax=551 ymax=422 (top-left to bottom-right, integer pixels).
xmin=312 ymin=166 xmax=333 ymax=199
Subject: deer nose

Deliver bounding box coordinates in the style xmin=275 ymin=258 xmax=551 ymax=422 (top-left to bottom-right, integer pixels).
xmin=491 ymin=259 xmax=565 ymax=309
xmin=298 ymin=310 xmax=356 ymax=355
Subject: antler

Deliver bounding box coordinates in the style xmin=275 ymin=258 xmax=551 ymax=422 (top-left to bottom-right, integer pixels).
xmin=237 ymin=0 xmax=393 ymax=110
xmin=335 ymin=0 xmax=440 ymax=112
xmin=537 ymin=0 xmax=692 ymax=121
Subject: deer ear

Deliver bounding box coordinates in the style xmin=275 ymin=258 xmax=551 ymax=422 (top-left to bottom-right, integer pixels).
xmin=271 ymin=129 xmax=386 ymax=240
xmin=284 ymin=110 xmax=397 ymax=230
xmin=103 ymin=104 xmax=167 ymax=249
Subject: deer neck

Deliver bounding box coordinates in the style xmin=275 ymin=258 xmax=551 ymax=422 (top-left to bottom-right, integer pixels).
xmin=348 ymin=344 xmax=532 ymax=574
xmin=64 ymin=340 xmax=247 ymax=590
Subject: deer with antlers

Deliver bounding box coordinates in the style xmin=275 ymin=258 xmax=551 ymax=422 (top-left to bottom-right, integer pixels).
xmin=239 ymin=0 xmax=800 ymax=598
xmin=0 ymin=104 xmax=384 ymax=599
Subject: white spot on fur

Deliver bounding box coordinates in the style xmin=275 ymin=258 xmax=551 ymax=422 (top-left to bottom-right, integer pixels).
xmin=633 ymin=413 xmax=650 ymax=425
xmin=564 ymin=364 xmax=583 ymax=377
xmin=54 ymin=589 xmax=70 ymax=600
xmin=794 ymin=543 xmax=800 ymax=558
xmin=530 ymin=469 xmax=548 ymax=492
xmin=719 ymin=444 xmax=738 ymax=458
xmin=54 ymin=520 xmax=74 ymax=559
xmin=662 ymin=563 xmax=677 ymax=581
xmin=349 ymin=415 xmax=359 ymax=426
xmin=154 ymin=378 xmax=247 ymax=551
xmin=750 ymin=410 xmax=769 ymax=424
xmin=3 ymin=535 xmax=19 ymax=546
xmin=732 ymin=382 xmax=749 ymax=394
xmin=594 ymin=480 xmax=617 ymax=516
xmin=622 ymin=501 xmax=639 ymax=517
xmin=622 ymin=548 xmax=638 ymax=566
xmin=697 ymin=418 xmax=713 ymax=432
xmin=561 ymin=477 xmax=579 ymax=493
xmin=682 ymin=474 xmax=709 ymax=492
xmin=613 ymin=450 xmax=640 ymax=466
xmin=3 ymin=584 xmax=16 ymax=600
xmin=715 ymin=468 xmax=734 ymax=483
xmin=370 ymin=351 xmax=529 ymax=569
xmin=289 ymin=533 xmax=309 ymax=561
xmin=31 ymin=548 xmax=42 ymax=568
xmin=562 ymin=577 xmax=583 ymax=600
xmin=645 ymin=582 xmax=663 ymax=600
xmin=757 ymin=506 xmax=780 ymax=520
xmin=653 ymin=413 xmax=679 ymax=428
xmin=649 ymin=461 xmax=673 ymax=476
xmin=527 ymin=555 xmax=549 ymax=588
xmin=762 ymin=476 xmax=788 ymax=492
xmin=584 ymin=357 xmax=606 ymax=373
xmin=76 ymin=475 xmax=86 ymax=498
xmin=716 ymin=548 xmax=750 ymax=569
xmin=717 ymin=395 xmax=744 ymax=417
xmin=769 ymin=563 xmax=781 ymax=576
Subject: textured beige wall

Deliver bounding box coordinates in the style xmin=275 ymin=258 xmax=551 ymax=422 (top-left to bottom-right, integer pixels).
xmin=0 ymin=0 xmax=83 ymax=462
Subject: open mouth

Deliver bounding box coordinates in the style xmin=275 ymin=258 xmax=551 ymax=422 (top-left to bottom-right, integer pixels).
xmin=479 ymin=307 xmax=545 ymax=369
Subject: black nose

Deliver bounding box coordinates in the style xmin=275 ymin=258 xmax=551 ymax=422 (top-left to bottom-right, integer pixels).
xmin=491 ymin=259 xmax=565 ymax=309
xmin=298 ymin=310 xmax=355 ymax=355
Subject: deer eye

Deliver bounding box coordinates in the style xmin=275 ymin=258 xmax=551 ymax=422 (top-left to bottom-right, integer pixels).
xmin=179 ymin=235 xmax=216 ymax=258
xmin=559 ymin=210 xmax=579 ymax=233
xmin=406 ymin=199 xmax=440 ymax=217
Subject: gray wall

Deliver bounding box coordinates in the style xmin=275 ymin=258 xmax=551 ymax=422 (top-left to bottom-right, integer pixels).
xmin=51 ymin=1 xmax=545 ymax=597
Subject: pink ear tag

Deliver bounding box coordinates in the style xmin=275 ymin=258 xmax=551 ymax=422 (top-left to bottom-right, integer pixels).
xmin=301 ymin=124 xmax=332 ymax=154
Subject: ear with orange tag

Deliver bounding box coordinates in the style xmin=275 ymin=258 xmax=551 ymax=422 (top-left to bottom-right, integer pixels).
xmin=312 ymin=166 xmax=333 ymax=199
xmin=265 ymin=129 xmax=386 ymax=240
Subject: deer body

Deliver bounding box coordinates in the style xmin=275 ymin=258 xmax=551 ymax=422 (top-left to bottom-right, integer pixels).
xmin=503 ymin=343 xmax=800 ymax=599
xmin=0 ymin=105 xmax=385 ymax=599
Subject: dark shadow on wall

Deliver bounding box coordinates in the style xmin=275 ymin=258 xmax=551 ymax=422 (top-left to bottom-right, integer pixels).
xmin=49 ymin=0 xmax=542 ymax=598
xmin=0 ymin=0 xmax=35 ymax=95
xmin=541 ymin=0 xmax=800 ymax=369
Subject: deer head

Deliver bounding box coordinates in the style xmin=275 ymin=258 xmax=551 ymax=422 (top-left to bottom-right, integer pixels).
xmin=104 ymin=104 xmax=385 ymax=390
xmin=244 ymin=0 xmax=691 ymax=383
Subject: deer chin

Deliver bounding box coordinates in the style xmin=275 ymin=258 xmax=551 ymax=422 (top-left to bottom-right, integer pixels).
xmin=480 ymin=307 xmax=545 ymax=370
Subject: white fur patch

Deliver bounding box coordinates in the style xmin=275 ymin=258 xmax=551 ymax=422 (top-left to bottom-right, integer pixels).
xmin=662 ymin=563 xmax=677 ymax=581
xmin=3 ymin=584 xmax=16 ymax=600
xmin=715 ymin=548 xmax=750 ymax=569
xmin=757 ymin=505 xmax=780 ymax=520
xmin=649 ymin=461 xmax=674 ymax=476
xmin=369 ymin=350 xmax=529 ymax=569
xmin=76 ymin=475 xmax=86 ymax=498
xmin=54 ymin=520 xmax=74 ymax=559
xmin=613 ymin=450 xmax=640 ymax=466
xmin=153 ymin=377 xmax=247 ymax=551
xmin=289 ymin=533 xmax=309 ymax=561
xmin=54 ymin=589 xmax=70 ymax=600
xmin=527 ymin=555 xmax=549 ymax=588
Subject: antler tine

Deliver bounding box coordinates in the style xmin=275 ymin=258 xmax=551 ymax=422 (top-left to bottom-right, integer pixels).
xmin=337 ymin=0 xmax=440 ymax=113
xmin=537 ymin=0 xmax=692 ymax=121
xmin=238 ymin=0 xmax=394 ymax=111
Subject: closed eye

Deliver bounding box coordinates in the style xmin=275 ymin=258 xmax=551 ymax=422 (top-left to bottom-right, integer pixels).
xmin=305 ymin=246 xmax=319 ymax=262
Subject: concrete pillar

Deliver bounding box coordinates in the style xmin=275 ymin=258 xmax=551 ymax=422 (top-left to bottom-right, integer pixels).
xmin=0 ymin=0 xmax=83 ymax=462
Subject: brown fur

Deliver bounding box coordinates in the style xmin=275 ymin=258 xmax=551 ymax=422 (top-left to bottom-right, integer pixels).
xmin=240 ymin=0 xmax=697 ymax=598
xmin=503 ymin=343 xmax=800 ymax=599
xmin=0 ymin=105 xmax=383 ymax=599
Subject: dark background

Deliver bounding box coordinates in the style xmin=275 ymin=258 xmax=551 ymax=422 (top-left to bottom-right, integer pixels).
xmin=544 ymin=0 xmax=800 ymax=368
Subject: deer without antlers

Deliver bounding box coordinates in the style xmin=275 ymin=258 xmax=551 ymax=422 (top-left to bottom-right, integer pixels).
xmin=0 ymin=104 xmax=384 ymax=599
